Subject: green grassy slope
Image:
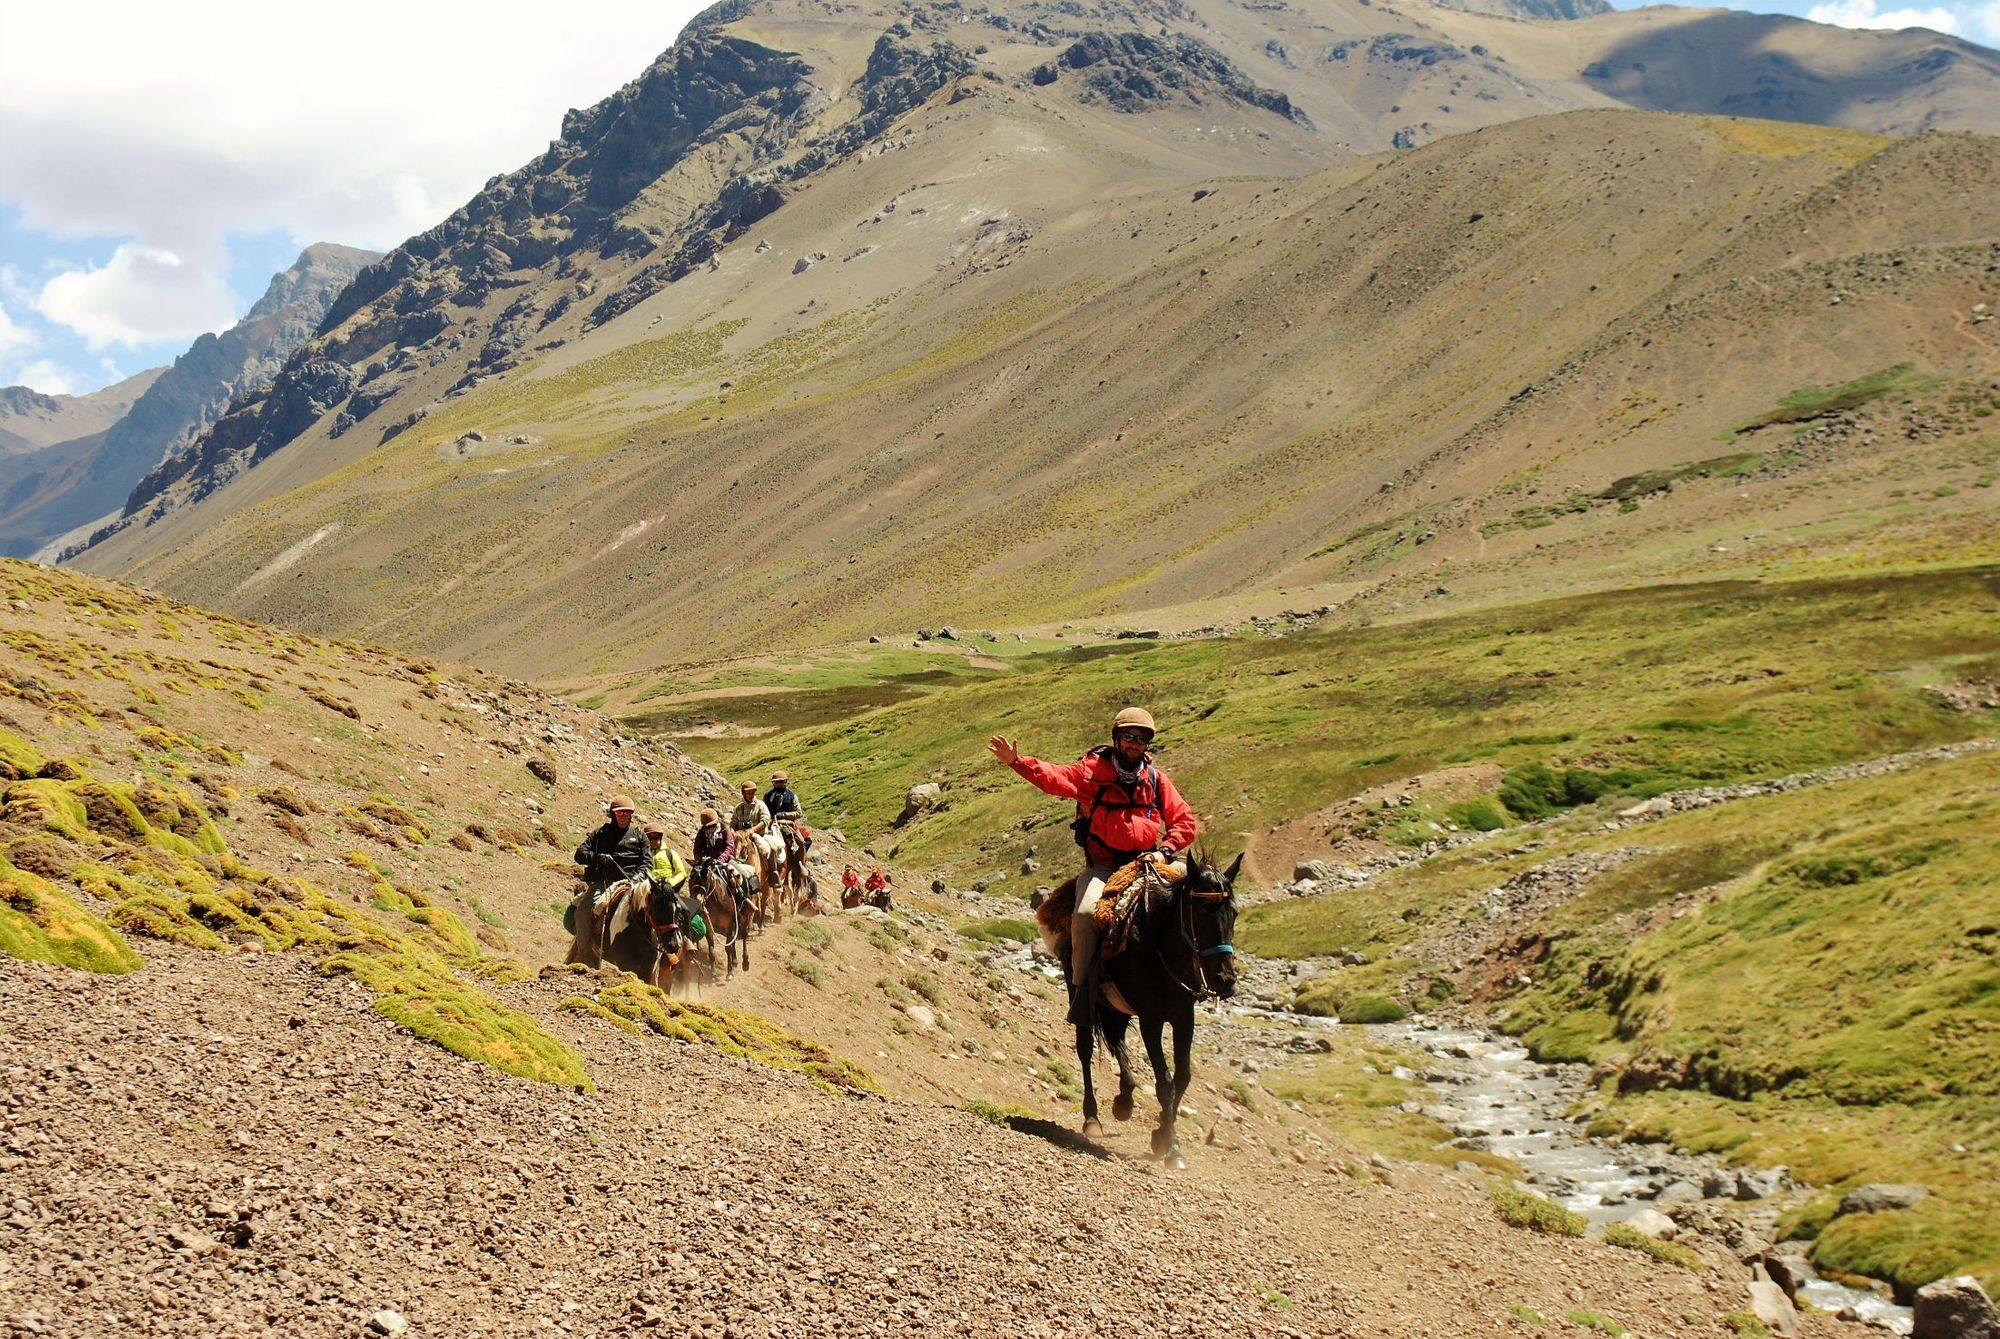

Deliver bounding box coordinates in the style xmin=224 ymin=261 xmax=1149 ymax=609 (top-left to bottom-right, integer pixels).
xmin=695 ymin=566 xmax=2000 ymax=892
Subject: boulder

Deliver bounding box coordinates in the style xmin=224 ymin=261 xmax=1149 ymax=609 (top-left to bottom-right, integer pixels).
xmin=1735 ymin=1167 xmax=1790 ymax=1200
xmin=1653 ymin=1179 xmax=1703 ymax=1205
xmin=899 ymin=782 xmax=944 ymax=825
xmin=902 ymin=1004 xmax=936 ymax=1031
xmin=1294 ymin=858 xmax=1334 ymax=882
xmin=1837 ymin=1183 xmax=1929 ymax=1216
xmin=1913 ymin=1276 xmax=2000 ymax=1339
xmin=1621 ymin=1208 xmax=1678 ymax=1240
xmin=1746 ymin=1280 xmax=1799 ymax=1336
xmin=1763 ymin=1249 xmax=1813 ymax=1304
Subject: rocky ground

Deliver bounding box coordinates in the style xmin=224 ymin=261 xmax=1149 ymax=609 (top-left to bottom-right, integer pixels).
xmin=0 ymin=934 xmax=1820 ymax=1339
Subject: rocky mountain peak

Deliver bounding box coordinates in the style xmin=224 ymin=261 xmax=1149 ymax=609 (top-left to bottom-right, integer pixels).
xmin=244 ymin=243 xmax=383 ymax=324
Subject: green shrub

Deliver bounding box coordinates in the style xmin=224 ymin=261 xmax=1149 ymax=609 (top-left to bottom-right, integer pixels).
xmin=786 ymin=955 xmax=828 ymax=988
xmin=1565 ymin=1310 xmax=1625 ymax=1335
xmin=1340 ymin=994 xmax=1410 ymax=1024
xmin=1602 ymin=1223 xmax=1701 ymax=1270
xmin=1499 ymin=762 xmax=1658 ymax=820
xmin=1448 ymin=797 xmax=1508 ymax=831
xmin=788 ymin=919 xmax=836 ymax=957
xmin=1492 ymin=1185 xmax=1586 ymax=1236
xmin=959 ymin=916 xmax=1038 ymax=943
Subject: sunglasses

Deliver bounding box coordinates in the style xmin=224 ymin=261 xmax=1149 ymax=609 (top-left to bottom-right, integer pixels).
xmin=1114 ymin=730 xmax=1154 ymax=744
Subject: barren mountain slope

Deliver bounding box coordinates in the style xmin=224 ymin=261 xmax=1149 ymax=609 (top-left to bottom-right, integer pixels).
xmin=0 ymin=370 xmax=163 ymax=455
xmin=78 ymin=99 xmax=2000 ymax=677
xmin=0 ymin=559 xmax=1833 ymax=1338
xmin=67 ymin=0 xmax=2000 ymax=627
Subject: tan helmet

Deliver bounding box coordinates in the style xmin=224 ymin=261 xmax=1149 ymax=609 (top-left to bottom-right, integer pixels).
xmin=771 ymin=769 xmax=790 ymax=784
xmin=643 ymin=822 xmax=665 ymax=839
xmin=607 ymin=794 xmax=637 ymax=814
xmin=1112 ymin=707 xmax=1156 ymax=738
xmin=698 ymin=808 xmax=718 ymax=824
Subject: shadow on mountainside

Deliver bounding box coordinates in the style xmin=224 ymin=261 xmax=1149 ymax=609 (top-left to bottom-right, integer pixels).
xmin=1580 ymin=10 xmax=2000 ymax=131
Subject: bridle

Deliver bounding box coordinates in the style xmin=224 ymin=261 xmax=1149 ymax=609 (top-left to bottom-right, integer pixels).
xmin=1148 ymin=868 xmax=1235 ymax=1002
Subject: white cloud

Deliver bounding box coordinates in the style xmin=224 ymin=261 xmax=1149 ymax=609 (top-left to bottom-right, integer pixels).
xmin=1805 ymin=0 xmax=1963 ymax=31
xmin=11 ymin=358 xmax=80 ymax=396
xmin=0 ymin=1 xmax=704 ymax=371
xmin=35 ymin=245 xmax=240 ymax=350
xmin=0 ymin=1 xmax=704 ymax=253
xmin=0 ymin=297 xmax=35 ymax=358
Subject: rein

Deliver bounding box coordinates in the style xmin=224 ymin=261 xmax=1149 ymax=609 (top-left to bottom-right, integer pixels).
xmin=1147 ymin=877 xmax=1207 ymax=1003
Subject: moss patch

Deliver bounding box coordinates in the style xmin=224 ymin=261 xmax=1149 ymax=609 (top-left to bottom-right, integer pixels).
xmin=0 ymin=854 xmax=142 ymax=973
xmin=563 ymin=980 xmax=877 ymax=1093
xmin=1493 ymin=1185 xmax=1586 ymax=1236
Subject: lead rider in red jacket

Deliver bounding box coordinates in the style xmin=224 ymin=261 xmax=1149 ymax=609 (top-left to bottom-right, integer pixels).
xmin=989 ymin=706 xmax=1197 ymax=1022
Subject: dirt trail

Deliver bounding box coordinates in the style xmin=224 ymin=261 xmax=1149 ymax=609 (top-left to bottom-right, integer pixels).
xmin=3 ymin=929 xmax=1870 ymax=1339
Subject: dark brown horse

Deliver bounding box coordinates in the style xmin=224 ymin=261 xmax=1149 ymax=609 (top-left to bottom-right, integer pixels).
xmin=1070 ymin=853 xmax=1241 ymax=1170
xmin=690 ymin=859 xmax=753 ymax=977
xmin=640 ymin=880 xmax=712 ymax=994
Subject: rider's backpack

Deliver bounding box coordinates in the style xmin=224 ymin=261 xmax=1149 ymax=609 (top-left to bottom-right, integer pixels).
xmin=1070 ymin=745 xmax=1162 ymax=860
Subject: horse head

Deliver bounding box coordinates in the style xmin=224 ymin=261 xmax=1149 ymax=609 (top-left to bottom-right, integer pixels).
xmin=1180 ymin=851 xmax=1242 ymax=999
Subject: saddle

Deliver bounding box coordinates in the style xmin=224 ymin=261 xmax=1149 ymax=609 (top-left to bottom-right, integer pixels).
xmin=1033 ymin=859 xmax=1185 ymax=966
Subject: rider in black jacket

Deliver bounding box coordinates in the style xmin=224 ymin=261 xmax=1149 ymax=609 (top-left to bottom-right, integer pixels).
xmin=574 ymin=795 xmax=652 ymax=881
xmin=567 ymin=795 xmax=651 ymax=962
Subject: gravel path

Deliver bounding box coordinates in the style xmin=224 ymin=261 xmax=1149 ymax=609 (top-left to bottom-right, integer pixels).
xmin=0 ymin=939 xmax=1772 ymax=1339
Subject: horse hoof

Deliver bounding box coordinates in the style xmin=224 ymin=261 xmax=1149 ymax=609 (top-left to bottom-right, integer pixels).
xmin=1150 ymin=1129 xmax=1172 ymax=1156
xmin=1166 ymin=1149 xmax=1186 ymax=1172
xmin=1082 ymin=1118 xmax=1104 ymax=1138
xmin=1111 ymin=1093 xmax=1135 ymax=1122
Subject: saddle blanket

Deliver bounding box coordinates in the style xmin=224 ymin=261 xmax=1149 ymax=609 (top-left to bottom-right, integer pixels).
xmin=1033 ymin=859 xmax=1186 ymax=965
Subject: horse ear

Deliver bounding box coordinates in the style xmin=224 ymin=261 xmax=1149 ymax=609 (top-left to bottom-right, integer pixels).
xmin=1223 ymin=852 xmax=1244 ymax=887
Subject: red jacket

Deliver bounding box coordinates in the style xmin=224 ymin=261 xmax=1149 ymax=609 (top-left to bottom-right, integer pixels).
xmin=1009 ymin=749 xmax=1197 ymax=867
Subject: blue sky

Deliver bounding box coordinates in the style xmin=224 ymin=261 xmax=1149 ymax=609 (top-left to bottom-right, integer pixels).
xmin=1 ymin=0 xmax=1993 ymax=398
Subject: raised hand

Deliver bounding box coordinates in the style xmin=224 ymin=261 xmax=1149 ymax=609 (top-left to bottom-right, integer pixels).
xmin=987 ymin=735 xmax=1020 ymax=767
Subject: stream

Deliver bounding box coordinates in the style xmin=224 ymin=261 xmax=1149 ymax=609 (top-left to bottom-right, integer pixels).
xmin=1294 ymin=1010 xmax=1914 ymax=1334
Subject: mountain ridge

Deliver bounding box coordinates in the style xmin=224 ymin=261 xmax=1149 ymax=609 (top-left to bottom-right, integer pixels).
xmin=0 ymin=243 xmax=377 ymax=559
xmin=63 ymin=0 xmax=2000 ymax=678
xmin=0 ymin=370 xmax=163 ymax=456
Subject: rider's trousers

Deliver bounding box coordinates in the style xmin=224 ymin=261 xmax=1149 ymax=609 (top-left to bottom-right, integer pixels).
xmin=1070 ymin=864 xmax=1113 ymax=985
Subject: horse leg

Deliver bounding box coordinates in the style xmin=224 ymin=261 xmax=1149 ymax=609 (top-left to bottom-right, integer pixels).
xmin=1140 ymin=1016 xmax=1180 ymax=1164
xmin=1102 ymin=1012 xmax=1137 ymax=1122
xmin=1077 ymin=1011 xmax=1103 ymax=1138
xmin=564 ymin=891 xmax=598 ymax=966
xmin=1162 ymin=1009 xmax=1195 ymax=1170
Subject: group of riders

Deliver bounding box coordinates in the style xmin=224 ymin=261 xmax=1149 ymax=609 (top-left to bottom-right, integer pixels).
xmin=563 ymin=705 xmax=1235 ymax=1165
xmin=566 ymin=770 xmax=899 ymax=970
xmin=564 ymin=707 xmax=1200 ymax=1016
